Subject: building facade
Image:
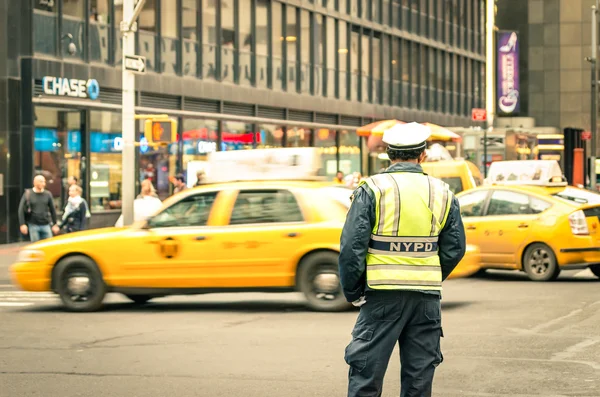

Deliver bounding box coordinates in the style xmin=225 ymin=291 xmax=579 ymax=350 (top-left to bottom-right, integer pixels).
xmin=0 ymin=0 xmax=486 ymax=244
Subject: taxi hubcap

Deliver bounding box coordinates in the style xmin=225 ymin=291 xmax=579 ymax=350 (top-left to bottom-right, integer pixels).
xmin=529 ymin=249 xmax=551 ymax=274
xmin=312 ymin=267 xmax=341 ymax=301
xmin=63 ymin=269 xmax=94 ymax=302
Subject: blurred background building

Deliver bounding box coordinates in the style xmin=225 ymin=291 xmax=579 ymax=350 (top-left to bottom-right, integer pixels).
xmin=0 ymin=0 xmax=487 ymax=243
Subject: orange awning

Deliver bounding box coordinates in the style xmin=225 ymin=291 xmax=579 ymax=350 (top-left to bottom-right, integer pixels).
xmin=422 ymin=123 xmax=462 ymax=142
xmin=357 ymin=119 xmax=406 ymax=137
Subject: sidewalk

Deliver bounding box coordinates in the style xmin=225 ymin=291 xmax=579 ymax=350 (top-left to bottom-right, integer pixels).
xmin=0 ymin=243 xmax=28 ymax=255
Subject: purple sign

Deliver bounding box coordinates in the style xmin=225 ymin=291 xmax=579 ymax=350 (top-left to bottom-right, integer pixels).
xmin=497 ymin=31 xmax=520 ymax=115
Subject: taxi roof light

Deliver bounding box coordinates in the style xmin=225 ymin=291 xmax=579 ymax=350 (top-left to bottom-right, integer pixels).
xmin=204 ymin=148 xmax=325 ymax=184
xmin=485 ymin=160 xmax=568 ymax=187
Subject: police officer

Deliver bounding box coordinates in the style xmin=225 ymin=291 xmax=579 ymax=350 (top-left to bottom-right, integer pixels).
xmin=339 ymin=122 xmax=466 ymax=397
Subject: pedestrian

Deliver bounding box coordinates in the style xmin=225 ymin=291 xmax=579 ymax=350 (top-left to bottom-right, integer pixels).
xmin=67 ymin=175 xmax=78 ymax=187
xmin=18 ymin=175 xmax=60 ymax=242
xmin=334 ymin=170 xmax=345 ymax=184
xmin=58 ymin=184 xmax=90 ymax=233
xmin=172 ymin=174 xmax=187 ymax=194
xmin=115 ymin=179 xmax=163 ymax=227
xmin=339 ymin=122 xmax=466 ymax=397
xmin=195 ymin=170 xmax=205 ymax=187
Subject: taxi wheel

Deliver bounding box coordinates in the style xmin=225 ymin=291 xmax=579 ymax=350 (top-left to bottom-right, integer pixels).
xmin=590 ymin=265 xmax=600 ymax=279
xmin=523 ymin=244 xmax=560 ymax=282
xmin=54 ymin=256 xmax=106 ymax=312
xmin=297 ymin=252 xmax=351 ymax=312
xmin=125 ymin=294 xmax=152 ymax=304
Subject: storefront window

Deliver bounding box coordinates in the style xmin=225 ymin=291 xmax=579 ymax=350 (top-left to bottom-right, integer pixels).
xmin=222 ymin=121 xmax=254 ymax=150
xmin=90 ymin=0 xmax=111 ymax=64
xmin=62 ymin=0 xmax=85 ymax=60
xmin=182 ymin=0 xmax=198 ymax=77
xmin=257 ymin=124 xmax=284 ymax=148
xmin=34 ymin=1 xmax=58 ymax=55
xmin=34 ymin=107 xmax=82 ymax=211
xmin=89 ymin=111 xmax=122 ymax=211
xmin=182 ymin=118 xmax=219 ymax=186
xmin=138 ymin=0 xmax=157 ymax=72
xmin=161 ymin=0 xmax=180 ymax=74
xmin=339 ymin=129 xmax=361 ymax=176
xmin=286 ymin=127 xmax=311 ymax=147
xmin=138 ymin=119 xmax=176 ymax=200
xmin=315 ymin=128 xmax=337 ymax=178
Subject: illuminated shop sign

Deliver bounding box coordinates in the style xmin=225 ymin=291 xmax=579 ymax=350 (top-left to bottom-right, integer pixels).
xmin=42 ymin=76 xmax=100 ymax=100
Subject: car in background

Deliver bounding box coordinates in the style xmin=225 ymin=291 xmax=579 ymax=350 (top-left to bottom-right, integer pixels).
xmin=422 ymin=159 xmax=483 ymax=194
xmin=456 ymin=160 xmax=600 ymax=281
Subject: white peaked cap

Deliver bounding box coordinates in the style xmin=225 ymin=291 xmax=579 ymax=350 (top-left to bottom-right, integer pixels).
xmin=382 ymin=122 xmax=432 ymax=151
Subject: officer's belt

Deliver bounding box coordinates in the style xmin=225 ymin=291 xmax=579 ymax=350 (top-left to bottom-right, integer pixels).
xmin=368 ymin=235 xmax=438 ymax=257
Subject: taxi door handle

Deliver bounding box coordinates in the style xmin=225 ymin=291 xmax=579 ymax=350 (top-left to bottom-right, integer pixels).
xmin=518 ymin=223 xmax=529 ymax=229
xmin=466 ymin=225 xmax=476 ymax=230
xmin=286 ymin=232 xmax=300 ymax=238
xmin=194 ymin=236 xmax=208 ymax=241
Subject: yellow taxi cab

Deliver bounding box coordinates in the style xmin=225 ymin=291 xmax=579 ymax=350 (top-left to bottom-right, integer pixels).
xmin=12 ymin=148 xmax=481 ymax=312
xmin=456 ymin=160 xmax=600 ymax=281
xmin=421 ymin=160 xmax=483 ymax=194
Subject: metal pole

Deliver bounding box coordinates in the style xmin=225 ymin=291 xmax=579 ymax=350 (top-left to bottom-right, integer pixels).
xmin=484 ymin=0 xmax=495 ymax=178
xmin=121 ymin=0 xmax=136 ymax=226
xmin=592 ymin=3 xmax=598 ymax=191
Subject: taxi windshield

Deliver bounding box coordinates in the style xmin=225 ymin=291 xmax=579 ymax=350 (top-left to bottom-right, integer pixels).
xmin=552 ymin=187 xmax=600 ymax=205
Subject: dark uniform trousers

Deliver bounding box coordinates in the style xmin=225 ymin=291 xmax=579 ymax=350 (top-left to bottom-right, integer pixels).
xmin=344 ymin=291 xmax=443 ymax=397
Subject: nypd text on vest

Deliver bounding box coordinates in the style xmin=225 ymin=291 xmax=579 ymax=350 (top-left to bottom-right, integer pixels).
xmin=42 ymin=77 xmax=100 ymax=100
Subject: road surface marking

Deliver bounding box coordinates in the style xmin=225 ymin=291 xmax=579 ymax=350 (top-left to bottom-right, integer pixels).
xmin=529 ymin=308 xmax=583 ymax=333
xmin=0 ymin=302 xmax=34 ymax=307
xmin=552 ymin=338 xmax=600 ymax=361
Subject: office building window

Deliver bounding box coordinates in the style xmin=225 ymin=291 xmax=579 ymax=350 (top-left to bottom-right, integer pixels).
xmin=420 ymin=44 xmax=428 ymax=109
xmin=90 ymin=0 xmax=111 ymax=64
xmin=286 ymin=6 xmax=298 ymax=92
xmin=161 ymin=0 xmax=179 ymax=75
xmin=240 ymin=0 xmax=253 ymax=85
xmin=338 ymin=21 xmax=349 ymax=100
xmin=350 ymin=30 xmax=360 ymax=102
xmin=33 ymin=2 xmax=57 ymax=55
xmin=61 ymin=0 xmax=85 ymax=60
xmin=272 ymin=2 xmax=284 ymax=91
xmin=372 ymin=34 xmax=381 ymax=104
xmin=392 ymin=37 xmax=401 ymax=106
xmin=203 ymin=0 xmax=217 ymax=79
xmin=256 ymin=0 xmax=269 ymax=88
xmin=361 ymin=33 xmax=370 ymax=102
xmin=182 ymin=0 xmax=198 ymax=77
xmin=300 ymin=10 xmax=310 ymax=94
xmin=315 ymin=14 xmax=326 ymax=97
xmin=324 ymin=16 xmax=334 ymax=98
xmin=221 ymin=0 xmax=235 ymax=83
xmin=382 ymin=34 xmax=390 ymax=105
xmin=138 ymin=0 xmax=157 ymax=72
xmin=411 ymin=42 xmax=419 ymax=108
xmin=401 ymin=39 xmax=409 ymax=106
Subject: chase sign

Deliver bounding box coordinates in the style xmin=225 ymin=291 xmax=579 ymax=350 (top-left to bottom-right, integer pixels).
xmin=42 ymin=76 xmax=100 ymax=100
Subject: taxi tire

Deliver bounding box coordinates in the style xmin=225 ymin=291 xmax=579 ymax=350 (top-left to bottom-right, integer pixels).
xmin=590 ymin=265 xmax=600 ymax=279
xmin=297 ymin=252 xmax=351 ymax=312
xmin=522 ymin=243 xmax=560 ymax=282
xmin=54 ymin=256 xmax=106 ymax=312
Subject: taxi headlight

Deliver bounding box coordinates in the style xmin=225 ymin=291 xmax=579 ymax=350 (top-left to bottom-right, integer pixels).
xmin=16 ymin=250 xmax=45 ymax=263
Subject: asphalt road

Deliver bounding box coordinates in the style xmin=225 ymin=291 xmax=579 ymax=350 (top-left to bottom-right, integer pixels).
xmin=1 ymin=248 xmax=600 ymax=397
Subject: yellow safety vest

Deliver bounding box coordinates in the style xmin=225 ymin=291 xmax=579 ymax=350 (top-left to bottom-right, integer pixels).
xmin=359 ymin=171 xmax=453 ymax=291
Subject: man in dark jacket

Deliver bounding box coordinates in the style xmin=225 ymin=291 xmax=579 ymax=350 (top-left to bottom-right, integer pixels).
xmin=339 ymin=122 xmax=466 ymax=397
xmin=18 ymin=175 xmax=59 ymax=242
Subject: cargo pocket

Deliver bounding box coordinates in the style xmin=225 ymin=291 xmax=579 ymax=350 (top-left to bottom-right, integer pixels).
xmin=344 ymin=326 xmax=373 ymax=373
xmin=434 ymin=327 xmax=444 ymax=367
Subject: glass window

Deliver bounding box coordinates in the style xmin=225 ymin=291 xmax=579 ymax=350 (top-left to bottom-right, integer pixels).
xmin=34 ymin=0 xmax=58 ymax=55
xmin=487 ymin=191 xmax=534 ymax=216
xmin=182 ymin=118 xmax=219 ymax=186
xmin=373 ymin=0 xmax=381 ymax=22
xmin=324 ymin=16 xmax=334 ymax=98
xmin=382 ymin=35 xmax=390 ymax=105
xmin=34 ymin=107 xmax=82 ymax=211
xmin=458 ymin=190 xmax=488 ymax=217
xmin=161 ymin=0 xmax=179 ymax=74
xmin=272 ymin=2 xmax=283 ymax=91
xmin=239 ymin=0 xmax=253 ymax=85
xmin=229 ymin=190 xmax=304 ymax=225
xmin=350 ymin=30 xmax=360 ymax=102
xmin=89 ymin=111 xmax=122 ymax=212
xmin=222 ymin=121 xmax=254 ymax=150
xmin=221 ymin=0 xmax=235 ymax=83
xmin=339 ymin=21 xmax=348 ymax=100
xmin=339 ymin=130 xmax=360 ymax=177
xmin=138 ymin=0 xmax=157 ymax=72
xmin=182 ymin=0 xmax=198 ymax=77
xmin=300 ymin=10 xmax=310 ymax=94
xmin=316 ymin=128 xmax=338 ymax=178
xmin=89 ymin=0 xmax=110 ymax=64
xmin=286 ymin=6 xmax=298 ymax=92
xmin=372 ymin=34 xmax=381 ymax=104
xmin=530 ymin=198 xmax=552 ymax=214
xmin=361 ymin=33 xmax=370 ymax=102
xmin=61 ymin=0 xmax=85 ymax=60
xmin=203 ymin=0 xmax=217 ymax=79
xmin=286 ymin=127 xmax=311 ymax=147
xmin=115 ymin=2 xmax=123 ymax=65
xmin=256 ymin=0 xmax=269 ymax=89
xmin=401 ymin=40 xmax=409 ymax=82
xmin=553 ymin=187 xmax=600 ymax=205
xmin=257 ymin=124 xmax=284 ymax=148
xmin=441 ymin=177 xmax=463 ymax=194
xmin=149 ymin=192 xmax=218 ymax=228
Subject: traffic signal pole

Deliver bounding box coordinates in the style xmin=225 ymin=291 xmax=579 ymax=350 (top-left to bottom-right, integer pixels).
xmin=121 ymin=0 xmax=146 ymax=226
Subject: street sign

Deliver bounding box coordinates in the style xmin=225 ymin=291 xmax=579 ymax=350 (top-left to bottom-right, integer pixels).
xmin=471 ymin=108 xmax=487 ymax=121
xmin=124 ymin=55 xmax=146 ymax=73
xmin=582 ymin=131 xmax=592 ymax=140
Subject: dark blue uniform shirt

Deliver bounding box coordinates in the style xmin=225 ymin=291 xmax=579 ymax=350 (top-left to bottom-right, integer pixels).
xmin=338 ymin=162 xmax=467 ymax=302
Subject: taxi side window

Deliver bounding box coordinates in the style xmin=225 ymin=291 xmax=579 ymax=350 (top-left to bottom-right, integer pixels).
xmin=229 ymin=190 xmax=304 ymax=225
xmin=487 ymin=191 xmax=549 ymax=215
xmin=148 ymin=192 xmax=218 ymax=228
xmin=457 ymin=190 xmax=488 ymax=217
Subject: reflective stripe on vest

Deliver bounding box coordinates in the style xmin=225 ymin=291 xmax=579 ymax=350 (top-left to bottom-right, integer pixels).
xmin=360 ymin=172 xmax=453 ymax=291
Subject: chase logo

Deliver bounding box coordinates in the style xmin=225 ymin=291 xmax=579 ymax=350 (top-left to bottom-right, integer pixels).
xmin=87 ymin=79 xmax=100 ymax=100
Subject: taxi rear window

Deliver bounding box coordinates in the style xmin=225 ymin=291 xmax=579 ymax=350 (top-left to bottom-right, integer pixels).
xmin=552 ymin=187 xmax=600 ymax=205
